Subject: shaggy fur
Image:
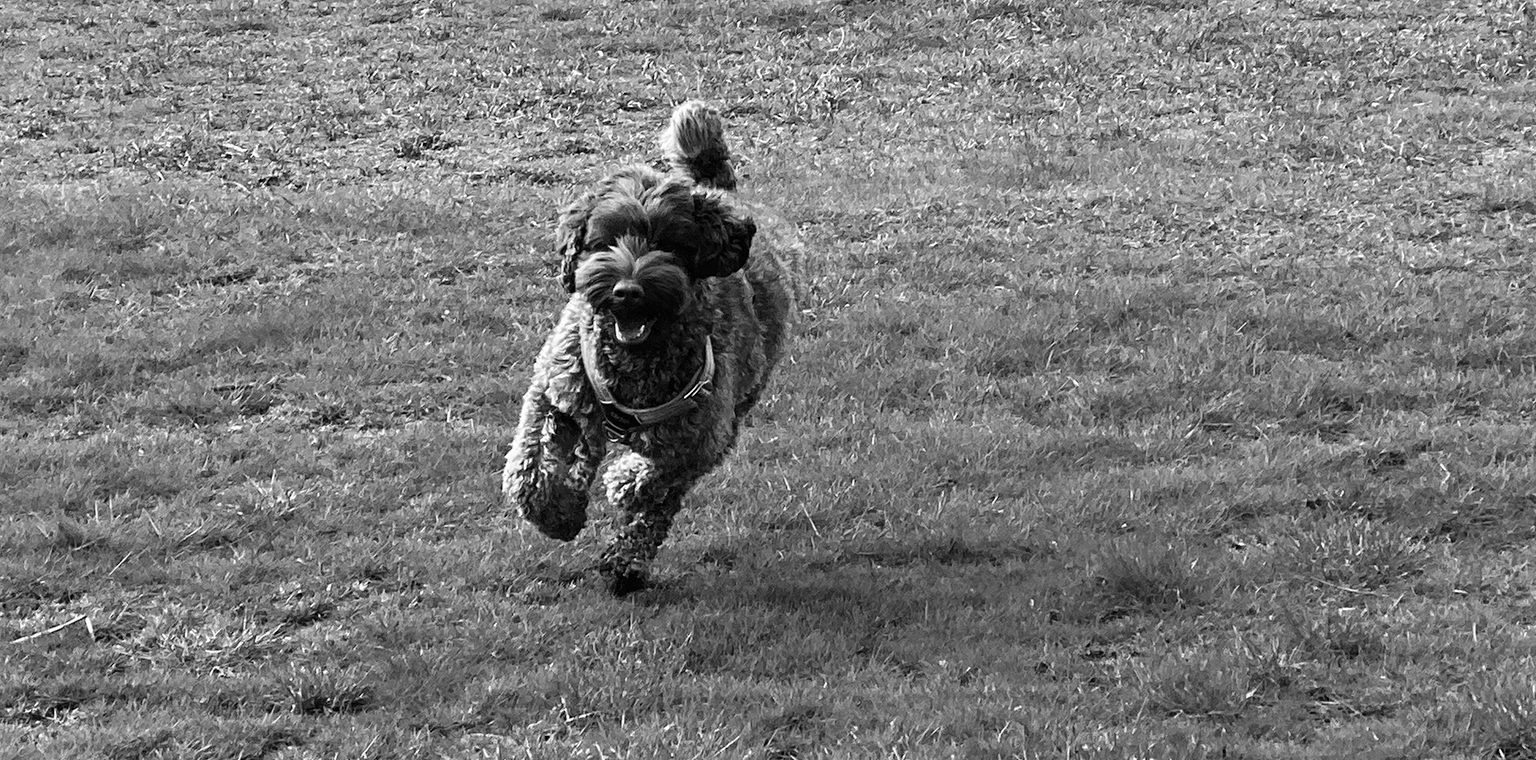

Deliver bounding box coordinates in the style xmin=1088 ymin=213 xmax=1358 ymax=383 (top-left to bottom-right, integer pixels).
xmin=502 ymin=101 xmax=795 ymax=595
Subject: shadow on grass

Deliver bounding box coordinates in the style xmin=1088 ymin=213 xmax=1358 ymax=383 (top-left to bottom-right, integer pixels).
xmin=620 ymin=530 xmax=1069 ymax=683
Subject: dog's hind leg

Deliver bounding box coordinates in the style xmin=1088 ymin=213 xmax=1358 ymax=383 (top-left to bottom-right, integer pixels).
xmin=597 ymin=452 xmax=716 ymax=595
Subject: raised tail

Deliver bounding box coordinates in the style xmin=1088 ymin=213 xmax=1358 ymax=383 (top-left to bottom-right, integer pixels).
xmin=659 ymin=100 xmax=737 ymax=191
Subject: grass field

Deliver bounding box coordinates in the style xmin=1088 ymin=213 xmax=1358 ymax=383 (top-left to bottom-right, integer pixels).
xmin=3 ymin=0 xmax=1536 ymax=757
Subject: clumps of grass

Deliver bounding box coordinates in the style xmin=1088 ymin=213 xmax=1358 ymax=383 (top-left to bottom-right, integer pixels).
xmin=271 ymin=599 xmax=335 ymax=631
xmin=1276 ymin=516 xmax=1435 ymax=590
xmin=0 ymin=680 xmax=88 ymax=725
xmin=101 ymin=727 xmax=175 ymax=760
xmin=1138 ymin=651 xmax=1254 ymax=718
xmin=0 ymin=339 xmax=30 ymax=379
xmin=1069 ymin=728 xmax=1225 ymax=760
xmin=133 ymin=377 xmax=281 ymax=427
xmin=537 ymin=5 xmax=586 ymax=22
xmin=1282 ymin=606 xmax=1389 ymax=662
xmin=756 ymin=4 xmax=835 ymax=35
xmin=170 ymin=717 xmax=305 ymax=760
xmin=1435 ymin=669 xmax=1536 ymax=758
xmin=119 ymin=128 xmax=230 ymax=174
xmin=1276 ymin=382 xmax=1364 ymax=442
xmin=394 ymin=133 xmax=458 ymax=159
xmin=1137 ymin=634 xmax=1320 ymax=726
xmin=50 ymin=516 xmax=110 ymax=552
xmin=750 ymin=702 xmax=828 ymax=760
xmin=0 ymin=561 xmax=87 ymax=618
xmin=269 ymin=665 xmax=374 ymax=716
xmin=1092 ymin=539 xmax=1216 ymax=612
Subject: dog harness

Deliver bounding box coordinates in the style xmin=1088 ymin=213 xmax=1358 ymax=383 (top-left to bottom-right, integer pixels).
xmin=580 ymin=330 xmax=716 ymax=444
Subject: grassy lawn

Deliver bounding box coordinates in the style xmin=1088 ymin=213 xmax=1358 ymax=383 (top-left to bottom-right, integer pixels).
xmin=3 ymin=0 xmax=1536 ymax=757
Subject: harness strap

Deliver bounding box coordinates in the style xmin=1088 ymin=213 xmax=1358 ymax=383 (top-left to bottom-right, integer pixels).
xmin=580 ymin=329 xmax=715 ymax=443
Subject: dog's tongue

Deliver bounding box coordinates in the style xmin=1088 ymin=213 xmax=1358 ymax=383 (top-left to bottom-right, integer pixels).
xmin=614 ymin=319 xmax=652 ymax=345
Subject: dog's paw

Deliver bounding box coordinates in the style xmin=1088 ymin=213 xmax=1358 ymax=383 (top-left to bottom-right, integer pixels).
xmin=528 ymin=513 xmax=585 ymax=542
xmin=597 ymin=555 xmax=650 ymax=597
xmin=521 ymin=479 xmax=589 ymax=541
xmin=605 ymin=569 xmax=650 ymax=597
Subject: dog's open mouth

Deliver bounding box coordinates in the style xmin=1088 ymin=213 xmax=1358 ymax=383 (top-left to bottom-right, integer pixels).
xmin=613 ymin=317 xmax=654 ymax=345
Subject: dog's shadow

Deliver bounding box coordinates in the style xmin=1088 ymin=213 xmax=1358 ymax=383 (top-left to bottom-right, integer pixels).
xmin=611 ymin=533 xmax=1061 ymax=679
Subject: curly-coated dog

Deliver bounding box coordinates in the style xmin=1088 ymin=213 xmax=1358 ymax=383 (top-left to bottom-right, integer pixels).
xmin=502 ymin=101 xmax=795 ymax=595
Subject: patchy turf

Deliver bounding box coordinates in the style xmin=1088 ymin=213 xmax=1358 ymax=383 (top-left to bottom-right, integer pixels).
xmin=3 ymin=0 xmax=1536 ymax=757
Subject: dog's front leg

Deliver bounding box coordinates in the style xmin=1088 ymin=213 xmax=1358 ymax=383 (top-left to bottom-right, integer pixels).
xmin=502 ymin=379 xmax=605 ymax=541
xmin=597 ymin=453 xmax=708 ymax=595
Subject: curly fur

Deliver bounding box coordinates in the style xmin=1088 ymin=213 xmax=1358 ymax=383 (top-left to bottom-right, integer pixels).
xmin=503 ymin=101 xmax=795 ymax=595
xmin=557 ymin=170 xmax=753 ymax=293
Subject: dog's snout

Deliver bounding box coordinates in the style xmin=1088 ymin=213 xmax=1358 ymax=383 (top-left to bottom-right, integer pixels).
xmin=611 ymin=281 xmax=644 ymax=304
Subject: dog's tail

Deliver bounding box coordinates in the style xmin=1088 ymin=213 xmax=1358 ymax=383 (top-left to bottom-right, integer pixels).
xmin=660 ymin=100 xmax=737 ymax=191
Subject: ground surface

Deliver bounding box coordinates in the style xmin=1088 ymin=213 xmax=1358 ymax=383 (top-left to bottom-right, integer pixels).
xmin=3 ymin=0 xmax=1536 ymax=758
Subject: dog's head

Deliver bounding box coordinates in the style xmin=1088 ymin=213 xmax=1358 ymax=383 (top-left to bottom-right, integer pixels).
xmin=558 ymin=167 xmax=755 ymax=346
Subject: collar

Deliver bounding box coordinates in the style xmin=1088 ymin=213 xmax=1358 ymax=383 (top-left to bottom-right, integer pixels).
xmin=580 ymin=327 xmax=715 ymax=443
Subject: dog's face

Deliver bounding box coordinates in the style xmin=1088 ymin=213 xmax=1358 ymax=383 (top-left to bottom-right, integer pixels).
xmin=559 ymin=168 xmax=755 ymax=346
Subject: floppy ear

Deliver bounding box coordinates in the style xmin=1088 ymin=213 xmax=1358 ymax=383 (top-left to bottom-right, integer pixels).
xmin=688 ymin=192 xmax=755 ymax=279
xmin=555 ymin=192 xmax=596 ymax=293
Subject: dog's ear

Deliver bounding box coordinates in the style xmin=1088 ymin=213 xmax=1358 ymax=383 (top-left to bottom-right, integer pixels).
xmin=688 ymin=192 xmax=755 ymax=279
xmin=555 ymin=192 xmax=594 ymax=293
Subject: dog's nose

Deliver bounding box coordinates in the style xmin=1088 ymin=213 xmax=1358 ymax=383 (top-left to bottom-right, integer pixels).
xmin=611 ymin=281 xmax=643 ymax=305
